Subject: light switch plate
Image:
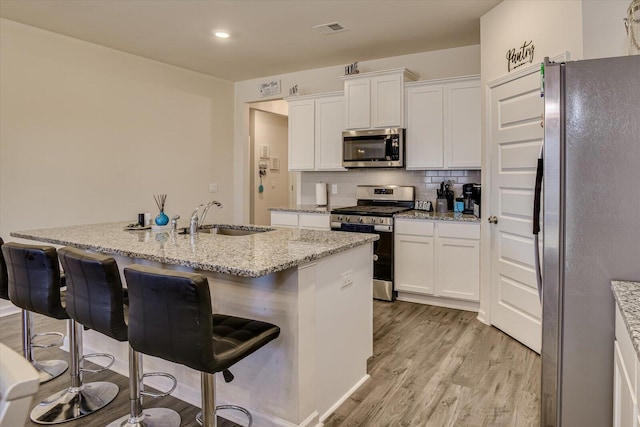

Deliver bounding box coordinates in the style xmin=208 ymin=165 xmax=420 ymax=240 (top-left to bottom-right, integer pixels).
xmin=331 ymin=184 xmax=338 ymax=194
xmin=209 ymin=183 xmax=218 ymax=193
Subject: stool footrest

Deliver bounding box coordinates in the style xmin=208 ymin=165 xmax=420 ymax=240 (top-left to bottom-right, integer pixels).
xmin=80 ymin=352 xmax=115 ymax=373
xmin=196 ymin=405 xmax=253 ymax=427
xmin=31 ymin=331 xmax=65 ymax=349
xmin=140 ymin=372 xmax=177 ymax=398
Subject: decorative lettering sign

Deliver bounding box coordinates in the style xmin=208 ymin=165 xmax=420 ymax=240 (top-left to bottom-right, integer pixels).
xmin=259 ymin=80 xmax=281 ymax=97
xmin=506 ymin=41 xmax=535 ymax=72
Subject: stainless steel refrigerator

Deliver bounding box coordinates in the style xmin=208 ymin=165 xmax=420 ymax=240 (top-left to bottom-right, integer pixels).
xmin=537 ymin=55 xmax=640 ymax=426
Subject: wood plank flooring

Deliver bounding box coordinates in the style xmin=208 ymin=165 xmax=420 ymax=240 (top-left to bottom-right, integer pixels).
xmin=0 ymin=301 xmax=539 ymax=426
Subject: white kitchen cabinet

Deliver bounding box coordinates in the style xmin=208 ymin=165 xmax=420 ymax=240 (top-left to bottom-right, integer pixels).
xmin=270 ymin=211 xmax=330 ymax=231
xmin=395 ymin=220 xmax=435 ymax=295
xmin=405 ymin=75 xmax=480 ymax=170
xmin=342 ymin=68 xmax=418 ymax=130
xmin=405 ymin=83 xmax=444 ymax=169
xmin=614 ymin=305 xmax=638 ymax=427
xmin=395 ymin=218 xmax=480 ymax=310
xmin=446 ymin=79 xmax=481 ymax=169
xmin=287 ymin=92 xmax=345 ymax=172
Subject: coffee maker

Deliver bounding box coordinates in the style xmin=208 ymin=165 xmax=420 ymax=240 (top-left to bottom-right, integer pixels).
xmin=462 ymin=183 xmax=481 ymax=217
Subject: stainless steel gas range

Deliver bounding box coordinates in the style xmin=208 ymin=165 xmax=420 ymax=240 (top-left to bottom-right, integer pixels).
xmin=330 ymin=185 xmax=415 ymax=301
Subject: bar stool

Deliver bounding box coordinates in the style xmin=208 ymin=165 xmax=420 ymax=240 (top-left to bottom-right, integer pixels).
xmin=124 ymin=265 xmax=280 ymax=427
xmin=55 ymin=247 xmax=180 ymax=427
xmin=1 ymin=241 xmax=68 ymax=384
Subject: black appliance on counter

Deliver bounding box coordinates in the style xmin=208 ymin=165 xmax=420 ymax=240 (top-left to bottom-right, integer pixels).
xmin=462 ymin=183 xmax=481 ymax=217
xmin=330 ymin=185 xmax=414 ymax=301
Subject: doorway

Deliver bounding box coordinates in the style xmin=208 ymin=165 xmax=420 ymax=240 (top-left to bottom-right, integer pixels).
xmin=249 ymin=101 xmax=293 ymax=225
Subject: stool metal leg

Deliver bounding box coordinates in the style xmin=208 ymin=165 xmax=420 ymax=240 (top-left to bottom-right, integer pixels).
xmin=22 ymin=310 xmax=68 ymax=384
xmin=106 ymin=346 xmax=180 ymax=427
xmin=195 ymin=372 xmax=253 ymax=427
xmin=30 ymin=319 xmax=119 ymax=424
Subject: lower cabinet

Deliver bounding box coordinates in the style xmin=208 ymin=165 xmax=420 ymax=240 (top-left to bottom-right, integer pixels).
xmin=395 ymin=218 xmax=480 ymax=310
xmin=270 ymin=211 xmax=330 ymax=231
xmin=614 ymin=305 xmax=639 ymax=427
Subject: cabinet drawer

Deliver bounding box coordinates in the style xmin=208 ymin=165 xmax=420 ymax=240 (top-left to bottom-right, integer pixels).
xmin=395 ymin=220 xmax=434 ymax=236
xmin=271 ymin=212 xmax=299 ymax=227
xmin=437 ymin=222 xmax=480 ymax=240
xmin=299 ymin=213 xmax=330 ymax=230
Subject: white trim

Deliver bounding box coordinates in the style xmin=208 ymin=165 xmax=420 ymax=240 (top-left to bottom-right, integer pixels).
xmin=405 ymin=74 xmax=480 ymax=87
xmin=318 ymin=374 xmax=370 ymax=422
xmin=396 ymin=292 xmax=480 ymax=312
xmin=0 ymin=301 xmax=20 ymax=317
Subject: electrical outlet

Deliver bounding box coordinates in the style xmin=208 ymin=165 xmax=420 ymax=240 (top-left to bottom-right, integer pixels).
xmin=209 ymin=183 xmax=218 ymax=193
xmin=332 ymin=184 xmax=338 ymax=195
xmin=341 ymin=270 xmax=354 ymax=288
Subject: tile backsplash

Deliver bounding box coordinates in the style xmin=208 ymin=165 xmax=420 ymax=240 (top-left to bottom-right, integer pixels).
xmin=300 ymin=169 xmax=481 ymax=207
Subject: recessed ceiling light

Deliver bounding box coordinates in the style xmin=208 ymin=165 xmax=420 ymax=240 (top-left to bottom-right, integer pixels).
xmin=214 ymin=31 xmax=230 ymax=39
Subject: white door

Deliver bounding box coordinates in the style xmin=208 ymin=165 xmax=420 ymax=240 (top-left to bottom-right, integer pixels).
xmin=488 ymin=65 xmax=543 ymax=353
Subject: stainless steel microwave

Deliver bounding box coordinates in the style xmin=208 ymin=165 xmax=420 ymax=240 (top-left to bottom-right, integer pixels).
xmin=342 ymin=128 xmax=404 ymax=168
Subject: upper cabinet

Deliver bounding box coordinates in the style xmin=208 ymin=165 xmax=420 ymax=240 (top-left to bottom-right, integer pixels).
xmin=287 ymin=92 xmax=346 ymax=171
xmin=342 ymin=68 xmax=418 ymax=130
xmin=405 ymin=75 xmax=481 ymax=170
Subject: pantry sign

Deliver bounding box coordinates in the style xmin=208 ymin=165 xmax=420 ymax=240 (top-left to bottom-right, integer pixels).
xmin=506 ymin=40 xmax=535 ymax=72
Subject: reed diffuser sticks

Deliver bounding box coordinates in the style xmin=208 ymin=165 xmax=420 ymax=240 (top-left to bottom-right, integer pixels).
xmin=153 ymin=194 xmax=167 ymax=213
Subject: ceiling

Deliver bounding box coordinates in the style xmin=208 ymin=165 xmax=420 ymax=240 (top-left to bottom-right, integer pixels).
xmin=0 ymin=0 xmax=501 ymax=82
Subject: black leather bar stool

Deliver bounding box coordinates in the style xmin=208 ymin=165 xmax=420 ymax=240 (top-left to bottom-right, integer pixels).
xmin=123 ymin=265 xmax=280 ymax=427
xmin=1 ymin=240 xmax=68 ymax=384
xmin=55 ymin=247 xmax=180 ymax=427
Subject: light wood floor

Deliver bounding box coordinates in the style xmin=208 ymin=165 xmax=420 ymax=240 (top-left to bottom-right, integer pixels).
xmin=0 ymin=301 xmax=539 ymax=426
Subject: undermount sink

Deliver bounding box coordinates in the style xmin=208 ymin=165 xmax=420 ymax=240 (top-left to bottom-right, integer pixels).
xmin=198 ymin=226 xmax=273 ymax=236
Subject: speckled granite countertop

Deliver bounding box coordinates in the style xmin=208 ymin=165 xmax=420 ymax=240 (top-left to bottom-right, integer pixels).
xmin=612 ymin=281 xmax=640 ymax=357
xmin=394 ymin=210 xmax=481 ymax=223
xmin=11 ymin=222 xmax=378 ymax=278
xmin=268 ymin=205 xmax=333 ymax=214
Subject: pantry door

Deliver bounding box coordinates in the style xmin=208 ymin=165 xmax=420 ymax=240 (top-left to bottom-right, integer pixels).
xmin=488 ymin=64 xmax=543 ymax=353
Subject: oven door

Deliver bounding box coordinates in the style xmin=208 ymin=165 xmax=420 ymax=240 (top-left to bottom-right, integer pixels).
xmin=332 ymin=223 xmax=395 ymax=301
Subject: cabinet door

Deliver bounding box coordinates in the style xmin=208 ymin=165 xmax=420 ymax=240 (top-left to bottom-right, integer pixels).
xmin=614 ymin=340 xmax=637 ymax=427
xmin=299 ymin=213 xmax=330 ymax=230
xmin=315 ymin=95 xmax=346 ymax=171
xmin=270 ymin=211 xmax=299 ymax=228
xmin=446 ymin=80 xmax=481 ymax=169
xmin=344 ymin=78 xmax=371 ymax=130
xmin=395 ymin=234 xmax=435 ymax=295
xmin=288 ymin=99 xmax=315 ymax=170
xmin=405 ymin=84 xmax=445 ymax=169
xmin=436 ymin=237 xmax=480 ymax=301
xmin=371 ymin=73 xmax=403 ymax=128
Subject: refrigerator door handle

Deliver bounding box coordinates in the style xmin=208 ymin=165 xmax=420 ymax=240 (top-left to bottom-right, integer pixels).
xmin=533 ymin=144 xmax=544 ymax=303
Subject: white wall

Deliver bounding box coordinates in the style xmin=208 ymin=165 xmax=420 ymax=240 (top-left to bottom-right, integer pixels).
xmin=583 ymin=0 xmax=630 ymax=59
xmin=0 ymin=19 xmax=234 ymax=241
xmin=233 ymin=45 xmax=481 ymax=222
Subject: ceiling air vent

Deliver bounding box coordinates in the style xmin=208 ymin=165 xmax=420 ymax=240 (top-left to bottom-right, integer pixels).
xmin=312 ymin=22 xmax=348 ymax=35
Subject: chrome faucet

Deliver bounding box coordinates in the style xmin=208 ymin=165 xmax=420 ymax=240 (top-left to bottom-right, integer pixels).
xmin=189 ymin=201 xmax=223 ymax=234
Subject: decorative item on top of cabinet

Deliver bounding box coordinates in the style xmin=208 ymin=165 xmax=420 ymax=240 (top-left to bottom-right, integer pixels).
xmin=405 ymin=75 xmax=481 ymax=170
xmin=342 ymin=68 xmax=418 ymax=130
xmin=286 ymin=92 xmax=346 ymax=171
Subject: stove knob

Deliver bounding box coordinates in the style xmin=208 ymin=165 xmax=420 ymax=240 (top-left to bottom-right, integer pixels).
xmin=358 ymin=217 xmax=363 ymax=223
xmin=337 ymin=215 xmax=343 ymax=221
xmin=378 ymin=218 xmax=384 ymax=224
xmin=345 ymin=216 xmax=350 ymax=222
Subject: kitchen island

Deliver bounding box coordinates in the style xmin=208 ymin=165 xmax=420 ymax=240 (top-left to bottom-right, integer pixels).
xmin=12 ymin=222 xmax=378 ymax=427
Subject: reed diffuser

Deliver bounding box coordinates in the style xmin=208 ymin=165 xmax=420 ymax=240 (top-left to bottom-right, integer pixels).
xmin=153 ymin=194 xmax=169 ymax=226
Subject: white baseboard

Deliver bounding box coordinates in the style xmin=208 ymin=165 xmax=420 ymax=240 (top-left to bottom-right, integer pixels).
xmin=396 ymin=292 xmax=480 ymax=312
xmin=0 ymin=302 xmax=20 ymax=317
xmin=319 ymin=374 xmax=370 ymax=423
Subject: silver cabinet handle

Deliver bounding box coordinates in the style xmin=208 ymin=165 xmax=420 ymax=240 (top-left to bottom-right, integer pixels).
xmin=488 ymin=216 xmax=498 ymax=224
xmin=373 ymin=254 xmax=379 ymax=261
